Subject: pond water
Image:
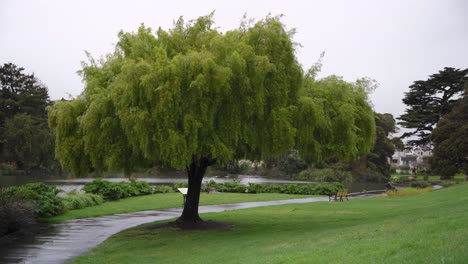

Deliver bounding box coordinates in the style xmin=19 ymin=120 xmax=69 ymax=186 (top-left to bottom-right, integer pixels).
xmin=0 ymin=173 xmax=385 ymax=193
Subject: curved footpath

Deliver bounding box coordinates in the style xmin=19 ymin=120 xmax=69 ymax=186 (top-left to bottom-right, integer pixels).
xmin=0 ymin=197 xmax=328 ymax=264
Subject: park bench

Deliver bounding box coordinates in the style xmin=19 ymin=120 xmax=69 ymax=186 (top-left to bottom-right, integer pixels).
xmin=329 ymin=189 xmax=349 ymax=202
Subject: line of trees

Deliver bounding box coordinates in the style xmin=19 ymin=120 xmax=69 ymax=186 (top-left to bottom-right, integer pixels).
xmin=0 ymin=63 xmax=57 ymax=171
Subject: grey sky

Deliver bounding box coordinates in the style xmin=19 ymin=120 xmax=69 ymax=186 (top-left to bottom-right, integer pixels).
xmin=1 ymin=0 xmax=467 ymax=119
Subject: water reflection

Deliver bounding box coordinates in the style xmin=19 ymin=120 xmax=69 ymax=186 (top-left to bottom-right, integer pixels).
xmin=1 ymin=173 xmax=385 ymax=193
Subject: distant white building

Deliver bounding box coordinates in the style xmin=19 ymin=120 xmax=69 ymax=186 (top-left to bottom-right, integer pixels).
xmin=389 ymin=147 xmax=432 ymax=172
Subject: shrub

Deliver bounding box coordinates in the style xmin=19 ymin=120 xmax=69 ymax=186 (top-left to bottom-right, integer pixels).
xmin=258 ymin=167 xmax=285 ymax=178
xmin=173 ymin=182 xmax=188 ymax=190
xmin=0 ymin=163 xmax=16 ymax=175
xmin=63 ymin=192 xmax=104 ymax=210
xmin=312 ymin=182 xmax=343 ymax=195
xmin=202 ymin=180 xmax=223 ymax=192
xmin=220 ymin=181 xmax=247 ymax=193
xmin=263 ymin=149 xmax=308 ymax=176
xmin=120 ymin=179 xmax=153 ymax=197
xmin=12 ymin=183 xmax=64 ymax=217
xmin=440 ymin=181 xmax=455 ymax=187
xmin=352 ymin=169 xmax=387 ymax=183
xmin=153 ymin=185 xmax=174 ymax=193
xmin=390 ymin=174 xmax=411 ymax=183
xmin=83 ymin=179 xmax=155 ymax=200
xmin=83 ymin=179 xmax=126 ymax=201
xmin=222 ymin=182 xmax=343 ymax=195
xmin=0 ymin=188 xmax=36 ymax=236
xmin=296 ymin=168 xmax=352 ymax=183
xmin=409 ymin=180 xmax=431 ymax=189
xmin=129 ymin=179 xmax=153 ymax=195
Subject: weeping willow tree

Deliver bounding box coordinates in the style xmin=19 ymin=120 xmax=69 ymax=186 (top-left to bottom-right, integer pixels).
xmin=49 ymin=14 xmax=375 ymax=225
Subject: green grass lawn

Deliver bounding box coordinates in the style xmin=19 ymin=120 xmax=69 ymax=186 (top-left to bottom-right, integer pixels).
xmin=45 ymin=193 xmax=311 ymax=222
xmin=391 ymin=174 xmax=466 ymax=181
xmin=73 ymin=184 xmax=468 ymax=264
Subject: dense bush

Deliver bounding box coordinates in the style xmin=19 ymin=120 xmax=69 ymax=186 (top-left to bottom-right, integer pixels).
xmin=0 ymin=163 xmax=16 ymax=175
xmin=83 ymin=179 xmax=126 ymax=201
xmin=439 ymin=181 xmax=454 ymax=187
xmin=200 ymin=180 xmax=343 ymax=196
xmin=409 ymin=180 xmax=431 ymax=189
xmin=83 ymin=179 xmax=155 ymax=200
xmin=153 ymin=185 xmax=174 ymax=193
xmin=63 ymin=191 xmax=104 ymax=210
xmin=263 ymin=149 xmax=308 ymax=176
xmin=217 ymin=160 xmax=255 ymax=175
xmin=0 ymin=188 xmax=36 ymax=236
xmin=352 ymin=168 xmax=387 ymax=183
xmin=11 ymin=183 xmax=64 ymax=217
xmin=173 ymin=182 xmax=189 ymax=189
xmin=296 ymin=168 xmax=353 ymax=183
xmin=124 ymin=179 xmax=153 ymax=197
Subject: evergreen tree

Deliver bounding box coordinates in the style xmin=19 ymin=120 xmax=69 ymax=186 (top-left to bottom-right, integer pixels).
xmin=431 ymin=90 xmax=468 ymax=179
xmin=399 ymin=67 xmax=468 ymax=146
xmin=0 ymin=63 xmax=54 ymax=169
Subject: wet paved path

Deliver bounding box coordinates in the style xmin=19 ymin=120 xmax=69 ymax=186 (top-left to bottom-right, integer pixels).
xmin=0 ymin=197 xmax=328 ymax=264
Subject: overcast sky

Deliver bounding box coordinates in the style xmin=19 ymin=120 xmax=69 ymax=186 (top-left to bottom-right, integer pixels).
xmin=1 ymin=0 xmax=467 ymax=118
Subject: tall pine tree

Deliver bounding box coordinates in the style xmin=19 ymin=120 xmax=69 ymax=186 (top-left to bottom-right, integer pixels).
xmin=399 ymin=67 xmax=468 ymax=146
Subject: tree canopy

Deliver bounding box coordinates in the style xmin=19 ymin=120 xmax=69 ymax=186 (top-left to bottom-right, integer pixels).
xmin=49 ymin=15 xmax=375 ymax=224
xmin=399 ymin=67 xmax=468 ymax=146
xmin=367 ymin=113 xmax=397 ymax=178
xmin=430 ymin=90 xmax=468 ymax=178
xmin=0 ymin=63 xmax=55 ymax=169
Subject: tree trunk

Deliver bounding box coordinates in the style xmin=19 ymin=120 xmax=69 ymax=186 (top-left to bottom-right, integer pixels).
xmin=177 ymin=157 xmax=215 ymax=224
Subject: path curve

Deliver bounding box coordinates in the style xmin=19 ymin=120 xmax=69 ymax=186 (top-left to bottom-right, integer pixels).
xmin=0 ymin=197 xmax=327 ymax=264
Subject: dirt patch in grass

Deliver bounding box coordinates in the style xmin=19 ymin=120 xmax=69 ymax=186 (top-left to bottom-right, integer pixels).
xmin=147 ymin=220 xmax=233 ymax=231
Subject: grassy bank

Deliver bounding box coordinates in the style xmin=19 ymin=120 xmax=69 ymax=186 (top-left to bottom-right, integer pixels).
xmin=73 ymin=184 xmax=468 ymax=264
xmin=390 ymin=174 xmax=466 ymax=181
xmin=45 ymin=193 xmax=311 ymax=222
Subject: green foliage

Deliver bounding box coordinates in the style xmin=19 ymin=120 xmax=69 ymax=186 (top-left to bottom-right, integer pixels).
xmin=390 ymin=137 xmax=405 ymax=151
xmin=0 ymin=162 xmax=16 ymax=175
xmin=49 ymin=14 xmax=375 ymax=177
xmin=390 ymin=174 xmax=415 ymax=184
xmin=2 ymin=113 xmax=55 ymax=169
xmin=0 ymin=63 xmax=55 ymax=170
xmin=408 ymin=180 xmax=431 ymax=189
xmin=153 ymin=185 xmax=174 ymax=194
xmin=296 ymin=168 xmax=352 ymax=183
xmin=431 ymin=91 xmax=468 ymax=179
xmin=0 ymin=188 xmax=36 ymax=236
xmin=63 ymin=191 xmax=104 ymax=210
xmin=10 ymin=183 xmax=64 ymax=217
xmin=82 ymin=179 xmax=126 ymax=201
xmin=296 ymin=75 xmax=375 ymax=163
xmin=217 ymin=160 xmax=256 ymax=175
xmin=173 ymin=182 xmax=189 ymax=189
xmin=366 ymin=113 xmax=396 ymax=178
xmin=201 ymin=180 xmax=342 ymax=195
xmin=0 ymin=63 xmax=49 ymax=127
xmin=399 ymin=67 xmax=468 ymax=146
xmin=263 ymin=149 xmax=307 ymax=176
xmin=352 ymin=168 xmax=387 ymax=183
xmin=83 ymin=179 xmax=154 ymax=201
